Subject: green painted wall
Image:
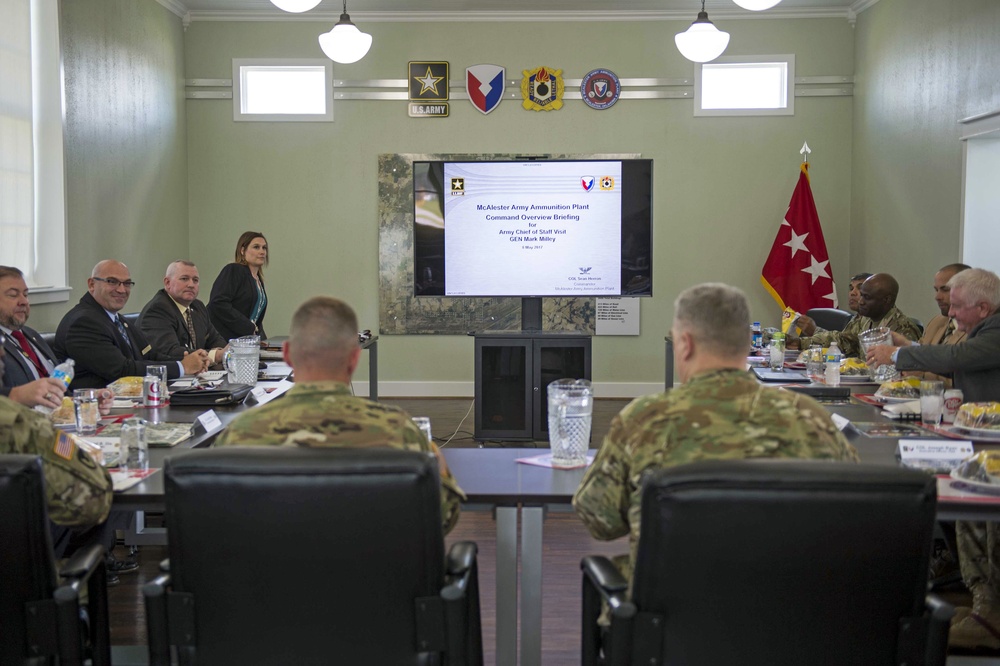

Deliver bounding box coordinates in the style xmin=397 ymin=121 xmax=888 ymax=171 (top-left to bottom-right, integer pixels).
xmin=183 ymin=16 xmax=855 ymax=388
xmin=852 ymin=0 xmax=1000 ymax=325
xmin=30 ymin=0 xmax=188 ymax=332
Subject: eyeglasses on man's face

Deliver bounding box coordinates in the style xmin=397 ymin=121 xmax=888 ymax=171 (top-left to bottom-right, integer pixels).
xmin=93 ymin=277 xmax=136 ymax=289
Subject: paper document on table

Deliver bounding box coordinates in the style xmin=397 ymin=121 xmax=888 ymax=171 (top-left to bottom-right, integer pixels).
xmin=516 ymin=453 xmax=595 ymax=470
xmin=110 ymin=468 xmax=159 ymax=492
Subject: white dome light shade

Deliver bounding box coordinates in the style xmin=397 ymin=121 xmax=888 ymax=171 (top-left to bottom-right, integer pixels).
xmin=270 ymin=0 xmax=322 ymax=12
xmin=674 ymin=12 xmax=730 ymax=63
xmin=318 ymin=14 xmax=373 ymax=64
xmin=732 ymin=0 xmax=782 ymax=10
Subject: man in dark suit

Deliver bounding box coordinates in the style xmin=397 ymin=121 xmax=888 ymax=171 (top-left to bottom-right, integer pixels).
xmin=0 ymin=265 xmax=67 ymax=409
xmin=54 ymin=260 xmax=209 ymax=390
xmin=139 ymin=260 xmax=228 ymax=366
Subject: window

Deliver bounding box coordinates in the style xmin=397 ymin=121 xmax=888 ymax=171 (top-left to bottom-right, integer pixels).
xmin=0 ymin=0 xmax=68 ymax=301
xmin=233 ymin=59 xmax=333 ymax=122
xmin=695 ymin=55 xmax=794 ymax=117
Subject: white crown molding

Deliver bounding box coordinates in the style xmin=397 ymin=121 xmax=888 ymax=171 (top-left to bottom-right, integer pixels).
xmin=154 ymin=0 xmax=190 ymax=19
xmin=850 ymin=0 xmax=883 ymax=15
xmin=187 ymin=7 xmax=853 ymax=23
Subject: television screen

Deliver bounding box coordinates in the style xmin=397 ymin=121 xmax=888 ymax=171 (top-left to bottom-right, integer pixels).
xmin=413 ymin=159 xmax=653 ymax=298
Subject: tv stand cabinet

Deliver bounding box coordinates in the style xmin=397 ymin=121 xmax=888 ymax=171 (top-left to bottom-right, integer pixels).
xmin=474 ymin=332 xmax=592 ymax=442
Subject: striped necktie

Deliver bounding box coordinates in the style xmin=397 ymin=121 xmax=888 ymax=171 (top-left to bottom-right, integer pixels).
xmin=11 ymin=330 xmax=48 ymax=377
xmin=115 ymin=315 xmax=132 ymax=348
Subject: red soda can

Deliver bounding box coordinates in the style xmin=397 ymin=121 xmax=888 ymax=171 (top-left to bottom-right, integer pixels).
xmin=143 ymin=375 xmax=163 ymax=407
xmin=943 ymin=389 xmax=963 ymax=424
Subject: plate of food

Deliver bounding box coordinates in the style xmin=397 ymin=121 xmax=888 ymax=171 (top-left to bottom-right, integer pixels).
xmin=107 ymin=376 xmax=144 ymax=398
xmin=950 ymin=451 xmax=1000 ymax=494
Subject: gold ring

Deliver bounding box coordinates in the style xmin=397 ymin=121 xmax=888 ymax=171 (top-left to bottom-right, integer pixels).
xmin=45 ymin=393 xmax=52 ymax=400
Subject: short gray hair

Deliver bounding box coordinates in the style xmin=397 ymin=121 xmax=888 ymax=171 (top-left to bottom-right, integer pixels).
xmin=948 ymin=268 xmax=1000 ymax=310
xmin=673 ymin=283 xmax=751 ymax=357
xmin=289 ymin=296 xmax=360 ymax=369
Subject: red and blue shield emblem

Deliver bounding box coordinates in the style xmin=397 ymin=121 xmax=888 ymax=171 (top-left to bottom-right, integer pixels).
xmin=466 ymin=64 xmax=505 ymax=115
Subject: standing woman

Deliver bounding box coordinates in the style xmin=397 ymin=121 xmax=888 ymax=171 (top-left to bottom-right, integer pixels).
xmin=208 ymin=231 xmax=269 ymax=341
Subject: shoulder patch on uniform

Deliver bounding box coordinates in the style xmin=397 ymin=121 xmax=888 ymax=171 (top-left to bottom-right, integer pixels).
xmin=54 ymin=430 xmax=76 ymax=460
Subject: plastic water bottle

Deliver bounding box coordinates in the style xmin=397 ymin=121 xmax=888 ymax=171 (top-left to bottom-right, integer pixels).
xmin=825 ymin=342 xmax=842 ymax=387
xmin=751 ymin=322 xmax=763 ymax=350
xmin=51 ymin=358 xmax=75 ymax=388
xmin=35 ymin=359 xmax=75 ymax=415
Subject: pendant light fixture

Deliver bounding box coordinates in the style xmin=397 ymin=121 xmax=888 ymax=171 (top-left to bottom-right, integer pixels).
xmin=318 ymin=0 xmax=373 ymax=65
xmin=732 ymin=0 xmax=782 ymax=10
xmin=674 ymin=0 xmax=730 ymax=63
xmin=269 ymin=0 xmax=322 ymax=12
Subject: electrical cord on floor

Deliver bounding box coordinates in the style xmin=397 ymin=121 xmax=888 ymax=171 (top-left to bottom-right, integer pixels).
xmin=438 ymin=399 xmax=474 ymax=448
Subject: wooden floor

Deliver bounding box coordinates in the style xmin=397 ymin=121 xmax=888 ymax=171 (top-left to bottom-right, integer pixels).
xmin=108 ymin=397 xmax=631 ymax=664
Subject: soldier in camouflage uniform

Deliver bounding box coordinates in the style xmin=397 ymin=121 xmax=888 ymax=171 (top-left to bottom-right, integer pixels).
xmin=573 ymin=283 xmax=858 ymax=590
xmin=214 ymin=296 xmax=465 ymax=534
xmin=0 ymin=338 xmax=113 ymax=529
xmin=794 ymin=273 xmax=921 ymax=357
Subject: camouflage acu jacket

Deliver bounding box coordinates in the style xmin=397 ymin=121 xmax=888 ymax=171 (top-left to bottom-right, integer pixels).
xmin=0 ymin=396 xmax=112 ymax=527
xmin=802 ymin=305 xmax=921 ymax=357
xmin=572 ymin=368 xmax=857 ymax=587
xmin=213 ymin=381 xmax=466 ymax=534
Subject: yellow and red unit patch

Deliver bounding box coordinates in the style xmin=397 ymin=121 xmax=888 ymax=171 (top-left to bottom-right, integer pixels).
xmin=521 ymin=66 xmax=564 ymax=111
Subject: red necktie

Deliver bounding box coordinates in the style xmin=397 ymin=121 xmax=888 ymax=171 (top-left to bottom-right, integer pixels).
xmin=11 ymin=329 xmax=48 ymax=377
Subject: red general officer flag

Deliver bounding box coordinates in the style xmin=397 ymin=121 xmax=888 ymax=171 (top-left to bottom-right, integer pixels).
xmin=760 ymin=162 xmax=838 ymax=312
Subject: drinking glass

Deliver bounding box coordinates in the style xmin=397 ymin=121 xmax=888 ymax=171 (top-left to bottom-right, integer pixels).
xmin=73 ymin=389 xmax=99 ymax=436
xmin=120 ymin=417 xmax=148 ymax=472
xmin=225 ymin=336 xmax=261 ymax=385
xmin=547 ymin=379 xmax=592 ymax=468
xmin=768 ymin=339 xmax=784 ymax=372
xmin=920 ymin=380 xmax=945 ymax=427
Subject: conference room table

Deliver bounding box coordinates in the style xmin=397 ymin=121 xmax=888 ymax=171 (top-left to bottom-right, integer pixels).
xmin=111 ymin=389 xmax=1000 ymax=666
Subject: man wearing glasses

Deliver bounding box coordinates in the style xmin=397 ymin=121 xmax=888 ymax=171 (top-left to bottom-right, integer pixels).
xmin=54 ymin=260 xmax=209 ymax=390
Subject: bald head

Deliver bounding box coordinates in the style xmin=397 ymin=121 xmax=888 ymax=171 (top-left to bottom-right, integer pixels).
xmin=88 ymin=260 xmax=133 ymax=313
xmin=285 ymin=297 xmax=361 ymax=382
xmin=857 ymin=273 xmax=899 ymax=321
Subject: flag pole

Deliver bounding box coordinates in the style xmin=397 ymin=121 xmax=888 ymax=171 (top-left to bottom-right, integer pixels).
xmin=799 ymin=141 xmax=811 ymax=164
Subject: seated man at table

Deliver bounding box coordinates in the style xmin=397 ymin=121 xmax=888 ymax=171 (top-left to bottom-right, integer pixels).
xmin=889 ymin=263 xmax=970 ymax=387
xmin=792 ymin=273 xmax=921 ymax=357
xmin=867 ymin=267 xmax=1000 ymax=651
xmin=795 ymin=271 xmax=872 ymax=338
xmin=1 ymin=265 xmax=69 ymax=410
xmin=573 ymin=282 xmax=858 ymax=590
xmin=54 ymin=260 xmax=209 ymax=389
xmin=213 ymin=296 xmax=465 ymax=534
xmin=139 ymin=260 xmax=228 ymax=367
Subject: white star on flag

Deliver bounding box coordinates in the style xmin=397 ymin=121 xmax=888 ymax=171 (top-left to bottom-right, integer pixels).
xmin=822 ymin=287 xmax=838 ymax=304
xmin=783 ymin=229 xmax=810 ymax=258
xmin=801 ymin=255 xmax=830 ymax=285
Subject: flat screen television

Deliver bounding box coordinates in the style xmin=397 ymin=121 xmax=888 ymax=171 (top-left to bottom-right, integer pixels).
xmin=413 ymin=159 xmax=653 ymax=299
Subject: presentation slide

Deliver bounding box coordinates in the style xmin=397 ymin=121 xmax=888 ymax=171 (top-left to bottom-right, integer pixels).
xmin=443 ymin=161 xmax=623 ymax=296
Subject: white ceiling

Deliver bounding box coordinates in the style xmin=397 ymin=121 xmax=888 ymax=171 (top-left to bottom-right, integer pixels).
xmin=171 ymin=0 xmax=873 ymax=20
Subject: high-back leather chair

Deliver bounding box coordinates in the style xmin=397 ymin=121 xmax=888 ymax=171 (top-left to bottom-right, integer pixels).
xmin=805 ymin=307 xmax=854 ymax=331
xmin=0 ymin=455 xmax=110 ymax=666
xmin=581 ymin=460 xmax=951 ymax=666
xmin=144 ymin=447 xmax=482 ymax=665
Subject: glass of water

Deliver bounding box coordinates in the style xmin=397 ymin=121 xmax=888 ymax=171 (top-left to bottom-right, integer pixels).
xmin=73 ymin=389 xmax=100 ymax=436
xmin=120 ymin=417 xmax=148 ymax=472
xmin=547 ymin=378 xmax=592 ymax=468
xmin=412 ymin=416 xmax=433 ymax=443
xmin=920 ymin=380 xmax=945 ymax=427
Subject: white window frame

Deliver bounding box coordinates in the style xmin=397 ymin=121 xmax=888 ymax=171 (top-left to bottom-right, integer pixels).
xmin=232 ymin=59 xmax=334 ymax=122
xmin=694 ymin=54 xmax=795 ymax=118
xmin=0 ymin=0 xmax=69 ymax=302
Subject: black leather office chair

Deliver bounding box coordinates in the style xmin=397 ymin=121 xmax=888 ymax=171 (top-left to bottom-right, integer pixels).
xmin=805 ymin=307 xmax=854 ymax=331
xmin=144 ymin=447 xmax=482 ymax=666
xmin=581 ymin=460 xmax=952 ymax=666
xmin=910 ymin=317 xmax=925 ymax=336
xmin=0 ymin=455 xmax=111 ymax=666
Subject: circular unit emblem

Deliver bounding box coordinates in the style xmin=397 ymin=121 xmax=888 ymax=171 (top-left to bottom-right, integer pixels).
xmin=580 ymin=68 xmax=621 ymax=110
